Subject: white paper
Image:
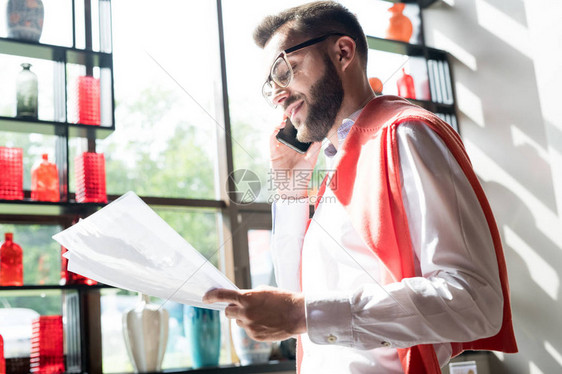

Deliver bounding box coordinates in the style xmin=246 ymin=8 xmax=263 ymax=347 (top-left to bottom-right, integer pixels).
xmin=53 ymin=191 xmax=237 ymax=310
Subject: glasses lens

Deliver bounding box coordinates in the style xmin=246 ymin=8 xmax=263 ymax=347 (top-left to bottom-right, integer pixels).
xmin=271 ymin=56 xmax=292 ymax=87
xmin=262 ymin=81 xmax=276 ymax=107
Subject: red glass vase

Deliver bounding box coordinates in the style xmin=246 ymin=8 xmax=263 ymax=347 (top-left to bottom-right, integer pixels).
xmin=385 ymin=3 xmax=413 ymax=43
xmin=0 ymin=334 xmax=5 ymax=374
xmin=74 ymin=152 xmax=107 ymax=203
xmin=31 ymin=153 xmax=60 ymax=202
xmin=76 ymin=76 xmax=101 ymax=126
xmin=0 ymin=233 xmax=23 ymax=286
xmin=396 ymin=68 xmax=416 ymax=99
xmin=30 ymin=316 xmax=64 ymax=373
xmin=0 ymin=147 xmax=24 ymax=200
xmin=60 ymin=246 xmax=97 ymax=286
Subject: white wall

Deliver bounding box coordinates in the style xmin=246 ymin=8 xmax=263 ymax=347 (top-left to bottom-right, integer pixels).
xmin=423 ymin=1 xmax=562 ymax=373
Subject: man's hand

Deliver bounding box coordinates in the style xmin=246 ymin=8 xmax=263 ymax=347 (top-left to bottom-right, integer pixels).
xmin=270 ymin=118 xmax=323 ymax=199
xmin=203 ymin=286 xmax=306 ymax=341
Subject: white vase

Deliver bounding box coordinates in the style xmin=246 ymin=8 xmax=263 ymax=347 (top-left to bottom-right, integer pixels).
xmin=122 ymin=293 xmax=169 ymax=373
xmin=230 ymin=320 xmax=272 ymax=366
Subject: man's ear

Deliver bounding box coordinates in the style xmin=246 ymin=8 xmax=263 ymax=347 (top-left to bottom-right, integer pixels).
xmin=333 ymin=36 xmax=356 ymax=72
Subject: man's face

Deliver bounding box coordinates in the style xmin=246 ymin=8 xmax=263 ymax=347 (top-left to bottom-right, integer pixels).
xmin=263 ymin=31 xmax=344 ymax=143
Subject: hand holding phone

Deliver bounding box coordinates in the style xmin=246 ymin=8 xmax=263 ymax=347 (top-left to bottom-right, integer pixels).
xmin=275 ymin=117 xmax=312 ymax=154
xmin=270 ymin=117 xmax=320 ymax=199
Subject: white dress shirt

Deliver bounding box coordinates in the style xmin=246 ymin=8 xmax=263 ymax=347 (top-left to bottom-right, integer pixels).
xmin=271 ymin=117 xmax=504 ymax=373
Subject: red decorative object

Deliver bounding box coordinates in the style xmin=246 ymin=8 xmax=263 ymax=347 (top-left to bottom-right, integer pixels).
xmin=0 ymin=147 xmax=24 ymax=200
xmin=396 ymin=68 xmax=416 ymax=99
xmin=0 ymin=334 xmax=5 ymax=374
xmin=0 ymin=233 xmax=23 ymax=286
xmin=368 ymin=77 xmax=383 ymax=94
xmin=76 ymin=76 xmax=100 ymax=125
xmin=31 ymin=154 xmax=60 ymax=202
xmin=30 ymin=316 xmax=64 ymax=373
xmin=60 ymin=246 xmax=97 ymax=286
xmin=75 ymin=152 xmax=107 ymax=203
xmin=385 ymin=3 xmax=413 ymax=43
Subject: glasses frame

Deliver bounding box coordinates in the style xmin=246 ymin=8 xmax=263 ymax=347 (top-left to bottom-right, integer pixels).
xmin=262 ymin=32 xmax=350 ymax=107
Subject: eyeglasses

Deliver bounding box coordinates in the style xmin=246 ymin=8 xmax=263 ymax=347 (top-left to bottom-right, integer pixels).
xmin=262 ymin=32 xmax=349 ymax=108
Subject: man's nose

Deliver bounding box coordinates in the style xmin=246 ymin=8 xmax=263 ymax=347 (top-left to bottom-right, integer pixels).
xmin=272 ymin=86 xmax=289 ymax=107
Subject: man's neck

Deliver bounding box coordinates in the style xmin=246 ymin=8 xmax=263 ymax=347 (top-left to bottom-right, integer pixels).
xmin=326 ymin=92 xmax=376 ymax=150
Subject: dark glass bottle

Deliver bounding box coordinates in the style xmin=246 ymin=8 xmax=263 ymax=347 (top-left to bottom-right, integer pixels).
xmin=16 ymin=62 xmax=38 ymax=119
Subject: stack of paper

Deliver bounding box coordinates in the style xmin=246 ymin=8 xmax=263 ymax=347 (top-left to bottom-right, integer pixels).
xmin=53 ymin=191 xmax=237 ymax=310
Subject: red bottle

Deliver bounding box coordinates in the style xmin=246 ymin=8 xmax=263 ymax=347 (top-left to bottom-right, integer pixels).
xmin=31 ymin=154 xmax=60 ymax=202
xmin=0 ymin=334 xmax=5 ymax=374
xmin=0 ymin=233 xmax=23 ymax=286
xmin=396 ymin=68 xmax=416 ymax=99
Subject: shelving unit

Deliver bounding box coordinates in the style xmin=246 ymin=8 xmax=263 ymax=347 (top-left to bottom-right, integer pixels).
xmin=0 ymin=1 xmax=113 ymax=373
xmin=365 ymin=0 xmax=459 ymax=132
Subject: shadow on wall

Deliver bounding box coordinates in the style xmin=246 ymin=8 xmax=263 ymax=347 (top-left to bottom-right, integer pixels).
xmin=424 ymin=0 xmax=562 ymax=373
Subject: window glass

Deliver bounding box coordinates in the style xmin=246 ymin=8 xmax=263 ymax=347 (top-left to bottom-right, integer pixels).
xmin=0 ymin=290 xmax=62 ymax=359
xmin=0 ymin=224 xmax=62 ymax=285
xmin=0 ymin=56 xmax=56 ymax=121
xmin=222 ymin=0 xmax=308 ymax=203
xmin=0 ymin=133 xmax=58 ymax=192
xmin=92 ymin=0 xmax=221 ymax=199
xmin=367 ymin=50 xmax=430 ymax=101
xmin=0 ymin=0 xmax=73 ymax=47
xmin=343 ymin=0 xmax=422 ymax=44
xmin=248 ymin=229 xmax=275 ymax=288
xmin=100 ymin=206 xmax=230 ymax=371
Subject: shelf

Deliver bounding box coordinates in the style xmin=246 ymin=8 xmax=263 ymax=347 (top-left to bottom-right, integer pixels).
xmin=366 ymin=35 xmax=450 ymax=61
xmin=0 ymin=37 xmax=112 ymax=67
xmin=0 ymin=116 xmax=114 ymax=138
xmin=116 ymin=360 xmax=297 ymax=374
xmin=0 ymin=198 xmax=106 ymax=217
xmin=0 ymin=284 xmax=108 ymax=292
xmin=367 ymin=35 xmax=424 ymax=57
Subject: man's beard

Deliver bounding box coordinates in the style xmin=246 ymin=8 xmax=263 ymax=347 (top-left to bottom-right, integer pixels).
xmin=295 ymin=55 xmax=344 ymax=143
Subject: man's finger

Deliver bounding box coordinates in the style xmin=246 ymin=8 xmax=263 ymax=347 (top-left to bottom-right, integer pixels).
xmin=224 ymin=304 xmax=242 ymax=320
xmin=203 ymin=288 xmax=242 ymax=305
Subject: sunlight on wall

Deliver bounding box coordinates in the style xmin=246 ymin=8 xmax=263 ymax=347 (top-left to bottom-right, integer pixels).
xmin=503 ymin=226 xmax=558 ymax=300
xmin=455 ymin=83 xmax=485 ymax=127
xmin=475 ymin=0 xmax=532 ymax=59
xmin=510 ymin=125 xmax=549 ymax=162
xmin=464 ymin=139 xmax=562 ymax=250
xmin=530 ymin=361 xmax=545 ymax=374
xmin=431 ymin=30 xmax=477 ymax=71
xmin=544 ymin=340 xmax=562 ymax=367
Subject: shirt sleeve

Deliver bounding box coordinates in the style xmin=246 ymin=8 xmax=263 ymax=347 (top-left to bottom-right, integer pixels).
xmin=306 ymin=121 xmax=504 ymax=349
xmin=270 ymin=197 xmax=310 ymax=292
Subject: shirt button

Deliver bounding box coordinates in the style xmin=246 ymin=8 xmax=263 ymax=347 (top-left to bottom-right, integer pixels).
xmin=381 ymin=341 xmax=391 ymax=347
xmin=327 ymin=334 xmax=338 ymax=344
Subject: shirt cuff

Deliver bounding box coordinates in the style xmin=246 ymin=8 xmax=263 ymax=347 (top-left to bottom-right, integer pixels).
xmin=272 ymin=197 xmax=310 ymax=237
xmin=305 ymin=291 xmax=354 ymax=347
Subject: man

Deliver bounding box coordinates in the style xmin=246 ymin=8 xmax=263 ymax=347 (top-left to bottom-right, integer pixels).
xmin=204 ymin=2 xmax=517 ymax=373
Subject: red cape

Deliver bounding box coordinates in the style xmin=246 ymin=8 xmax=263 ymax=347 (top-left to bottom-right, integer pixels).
xmin=298 ymin=96 xmax=517 ymax=374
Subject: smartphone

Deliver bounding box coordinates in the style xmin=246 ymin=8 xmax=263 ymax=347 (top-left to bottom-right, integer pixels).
xmin=275 ymin=117 xmax=312 ymax=154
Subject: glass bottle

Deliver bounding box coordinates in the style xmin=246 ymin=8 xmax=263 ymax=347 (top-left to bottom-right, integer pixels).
xmin=16 ymin=62 xmax=38 ymax=119
xmin=31 ymin=153 xmax=60 ymax=202
xmin=397 ymin=68 xmax=416 ymax=99
xmin=0 ymin=233 xmax=23 ymax=286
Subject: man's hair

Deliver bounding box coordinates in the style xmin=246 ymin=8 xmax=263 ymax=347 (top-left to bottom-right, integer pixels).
xmin=253 ymin=1 xmax=368 ymax=68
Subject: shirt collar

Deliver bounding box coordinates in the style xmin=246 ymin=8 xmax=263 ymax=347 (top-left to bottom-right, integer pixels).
xmin=324 ymin=108 xmax=363 ymax=157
